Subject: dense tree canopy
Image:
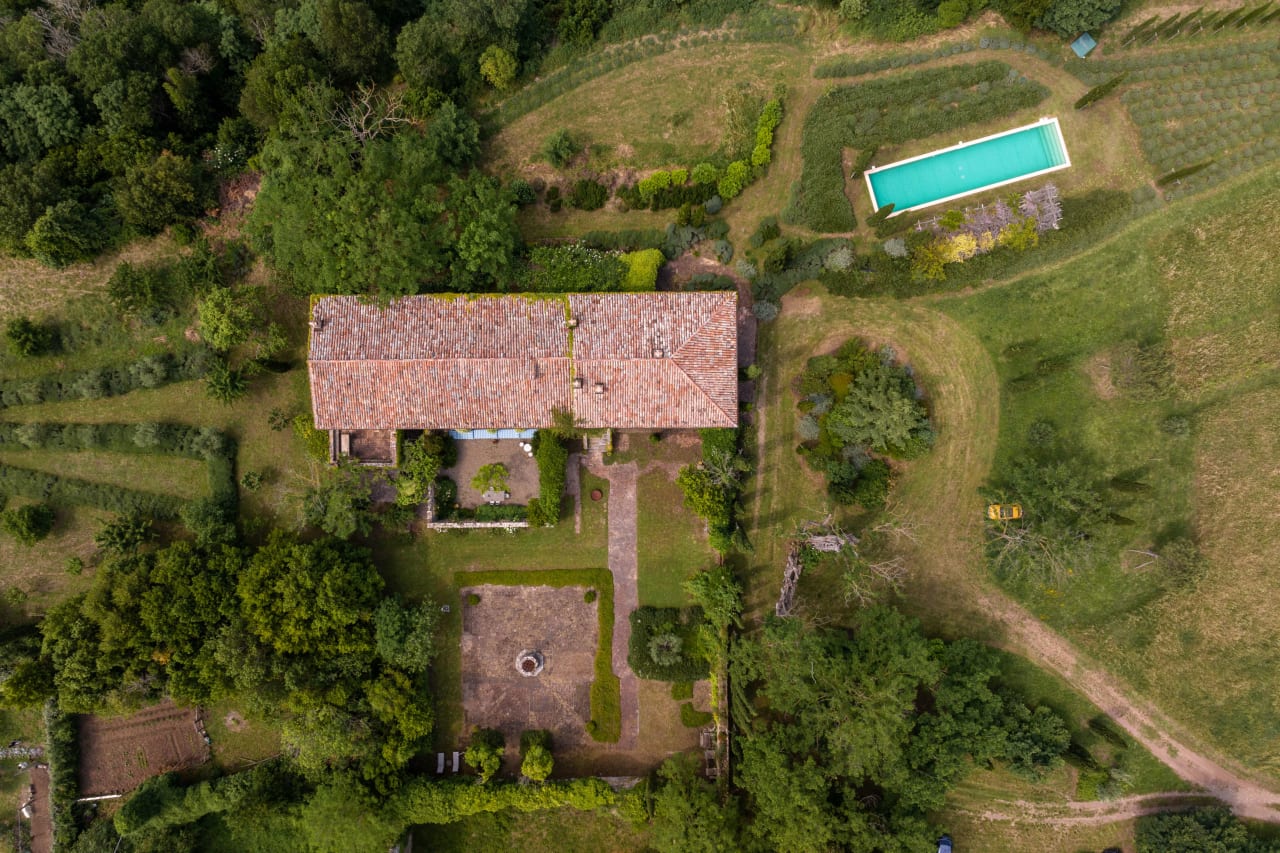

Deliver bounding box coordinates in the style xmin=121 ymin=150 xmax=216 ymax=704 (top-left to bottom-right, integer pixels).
xmin=729 ymin=611 xmax=1070 ymax=850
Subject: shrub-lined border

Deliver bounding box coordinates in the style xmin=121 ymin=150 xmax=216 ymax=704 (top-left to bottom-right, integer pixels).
xmin=0 ymin=422 xmax=237 ymax=517
xmin=455 ymin=568 xmax=620 ymax=743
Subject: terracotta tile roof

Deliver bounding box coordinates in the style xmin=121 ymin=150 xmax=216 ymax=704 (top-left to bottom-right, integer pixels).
xmin=308 ymin=292 xmax=738 ymax=430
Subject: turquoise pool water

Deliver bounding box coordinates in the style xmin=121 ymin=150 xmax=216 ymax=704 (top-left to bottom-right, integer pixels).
xmin=867 ymin=120 xmax=1069 ymax=213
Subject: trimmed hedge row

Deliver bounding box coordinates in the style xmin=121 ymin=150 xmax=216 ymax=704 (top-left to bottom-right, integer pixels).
xmin=527 ymin=432 xmax=569 ymax=527
xmin=789 ymin=62 xmax=1049 ymax=232
xmin=1075 ymin=73 xmax=1126 ymax=109
xmin=0 ymin=421 xmax=238 ymax=513
xmin=579 ymin=229 xmax=667 ymax=252
xmin=392 ymin=776 xmax=617 ymax=824
xmin=627 ymin=606 xmax=710 ymax=682
xmin=45 ymin=698 xmax=80 ymax=849
xmin=116 ymin=766 xmax=621 ymax=841
xmin=0 ymin=346 xmax=214 ymax=409
xmin=457 ymin=568 xmax=620 ymax=742
xmin=0 ymin=464 xmax=184 ymax=518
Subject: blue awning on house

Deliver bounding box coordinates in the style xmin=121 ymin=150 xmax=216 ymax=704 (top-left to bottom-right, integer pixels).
xmin=449 ymin=429 xmax=538 ymax=440
xmin=1071 ymin=33 xmax=1097 ymax=58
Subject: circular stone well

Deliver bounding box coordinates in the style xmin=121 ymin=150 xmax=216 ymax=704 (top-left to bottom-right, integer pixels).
xmin=515 ymin=649 xmax=545 ymax=677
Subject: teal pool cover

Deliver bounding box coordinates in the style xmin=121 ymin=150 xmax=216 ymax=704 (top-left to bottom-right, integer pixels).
xmin=865 ymin=118 xmax=1070 ymax=214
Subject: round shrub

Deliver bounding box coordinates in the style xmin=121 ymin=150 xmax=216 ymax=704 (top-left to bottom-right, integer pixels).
xmin=466 ymin=593 xmax=481 ymax=606
xmin=584 ymin=589 xmax=597 ymax=603
xmin=1 ymin=503 xmax=55 ymax=546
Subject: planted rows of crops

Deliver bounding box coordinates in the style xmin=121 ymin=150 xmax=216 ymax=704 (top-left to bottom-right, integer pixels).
xmin=1081 ymin=41 xmax=1280 ymax=196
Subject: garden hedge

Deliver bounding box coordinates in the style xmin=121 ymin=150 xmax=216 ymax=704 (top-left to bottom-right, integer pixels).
xmin=0 ymin=346 xmax=213 ymax=409
xmin=45 ymin=699 xmax=80 ymax=849
xmin=627 ymin=606 xmax=710 ymax=682
xmin=455 ymin=568 xmax=620 ymax=742
xmin=527 ymin=432 xmax=569 ymax=526
xmin=0 ymin=422 xmax=238 ymax=517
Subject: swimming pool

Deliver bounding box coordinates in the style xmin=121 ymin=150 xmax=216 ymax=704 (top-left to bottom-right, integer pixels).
xmin=865 ymin=117 xmax=1070 ymax=215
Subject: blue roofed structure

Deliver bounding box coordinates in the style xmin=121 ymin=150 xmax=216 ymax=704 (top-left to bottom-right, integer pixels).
xmin=1071 ymin=32 xmax=1098 ymax=58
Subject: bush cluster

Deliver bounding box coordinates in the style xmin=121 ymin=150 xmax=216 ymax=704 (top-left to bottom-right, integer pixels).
xmin=620 ymin=249 xmax=664 ymax=291
xmin=524 ymin=244 xmax=627 ymax=292
xmin=527 ymin=433 xmax=569 ymax=527
xmin=627 ymin=606 xmax=710 ymax=681
xmin=794 ymin=339 xmax=931 ymax=506
xmin=789 ymin=62 xmax=1048 ymax=232
xmin=567 ymin=179 xmax=610 ymax=210
xmin=5 ymin=317 xmax=58 ymax=357
xmin=0 ymin=502 xmax=55 ymax=545
xmin=677 ymin=428 xmax=748 ymax=553
xmin=0 ymin=347 xmax=214 ymax=410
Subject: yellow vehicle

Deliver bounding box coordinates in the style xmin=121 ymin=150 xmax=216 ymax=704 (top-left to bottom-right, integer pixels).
xmin=987 ymin=503 xmax=1023 ymax=521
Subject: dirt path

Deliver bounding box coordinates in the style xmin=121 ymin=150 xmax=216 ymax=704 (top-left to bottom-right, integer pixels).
xmin=766 ymin=291 xmax=1280 ymax=822
xmin=978 ymin=589 xmax=1280 ymax=821
xmin=27 ymin=766 xmax=52 ymax=853
xmin=585 ymin=459 xmax=641 ymax=750
xmin=961 ymin=792 xmax=1220 ymax=827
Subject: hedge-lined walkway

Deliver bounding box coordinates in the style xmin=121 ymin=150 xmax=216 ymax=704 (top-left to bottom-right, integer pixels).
xmin=586 ymin=458 xmax=640 ymax=751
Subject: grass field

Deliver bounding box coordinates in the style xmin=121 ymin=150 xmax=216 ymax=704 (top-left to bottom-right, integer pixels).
xmin=486 ymin=42 xmax=807 ymax=176
xmin=937 ymin=166 xmax=1280 ymax=775
xmin=636 ymin=469 xmax=711 ymax=606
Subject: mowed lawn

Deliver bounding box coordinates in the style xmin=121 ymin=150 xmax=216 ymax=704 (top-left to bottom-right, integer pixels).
xmin=636 ymin=469 xmax=712 ymax=607
xmin=938 ymin=166 xmax=1280 ymax=775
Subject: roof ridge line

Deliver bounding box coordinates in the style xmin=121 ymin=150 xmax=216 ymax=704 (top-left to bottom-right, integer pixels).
xmin=668 ymin=294 xmax=738 ymax=423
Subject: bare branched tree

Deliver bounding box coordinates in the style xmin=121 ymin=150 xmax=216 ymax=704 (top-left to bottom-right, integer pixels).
xmin=32 ymin=9 xmax=77 ymax=58
xmin=840 ymin=553 xmax=908 ymax=605
xmin=179 ymin=45 xmax=215 ymax=76
xmin=330 ymin=83 xmax=411 ymax=145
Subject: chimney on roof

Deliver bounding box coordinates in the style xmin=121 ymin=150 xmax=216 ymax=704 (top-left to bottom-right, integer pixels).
xmin=309 ymin=318 xmax=326 ymax=332
xmin=593 ymin=382 xmax=606 ymax=395
xmin=566 ymin=317 xmax=578 ymax=329
xmin=652 ymin=347 xmax=665 ymax=358
xmin=572 ymin=377 xmax=584 ymax=390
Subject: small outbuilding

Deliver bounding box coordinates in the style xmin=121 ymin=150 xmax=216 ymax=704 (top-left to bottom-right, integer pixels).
xmin=1071 ymin=33 xmax=1098 ymax=58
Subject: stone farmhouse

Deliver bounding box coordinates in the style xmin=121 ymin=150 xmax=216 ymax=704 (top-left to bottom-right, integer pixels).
xmin=307 ymin=291 xmax=739 ymax=463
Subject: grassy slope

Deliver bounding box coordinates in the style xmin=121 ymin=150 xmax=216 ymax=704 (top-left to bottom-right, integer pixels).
xmin=937 ymin=167 xmax=1280 ymax=774
xmin=486 ymin=42 xmax=807 ymax=175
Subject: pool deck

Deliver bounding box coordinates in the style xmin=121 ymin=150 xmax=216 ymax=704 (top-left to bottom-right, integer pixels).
xmin=864 ymin=116 xmax=1071 ymax=216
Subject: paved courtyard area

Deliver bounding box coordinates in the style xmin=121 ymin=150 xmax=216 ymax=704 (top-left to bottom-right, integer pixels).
xmin=442 ymin=439 xmax=540 ymax=508
xmin=459 ymin=584 xmax=599 ymax=750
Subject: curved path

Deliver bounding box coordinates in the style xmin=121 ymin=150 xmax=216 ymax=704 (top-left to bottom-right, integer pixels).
xmin=771 ymin=293 xmax=1280 ymax=823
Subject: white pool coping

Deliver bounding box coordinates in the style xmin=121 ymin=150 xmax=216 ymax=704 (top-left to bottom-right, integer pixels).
xmin=863 ymin=116 xmax=1071 ymax=216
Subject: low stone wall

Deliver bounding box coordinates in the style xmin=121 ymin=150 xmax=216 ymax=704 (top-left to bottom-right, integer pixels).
xmin=424 ymin=482 xmax=529 ymax=530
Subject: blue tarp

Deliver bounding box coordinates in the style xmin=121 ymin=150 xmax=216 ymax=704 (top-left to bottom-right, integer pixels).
xmin=1071 ymin=33 xmax=1097 ymax=58
xmin=449 ymin=429 xmax=537 ymax=440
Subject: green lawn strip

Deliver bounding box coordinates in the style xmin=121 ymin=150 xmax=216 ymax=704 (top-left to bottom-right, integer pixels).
xmin=635 ymin=470 xmax=711 ymax=606
xmin=0 ymin=462 xmax=184 ymax=518
xmin=0 ymin=448 xmax=208 ymax=500
xmin=455 ymin=568 xmax=620 ymax=743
